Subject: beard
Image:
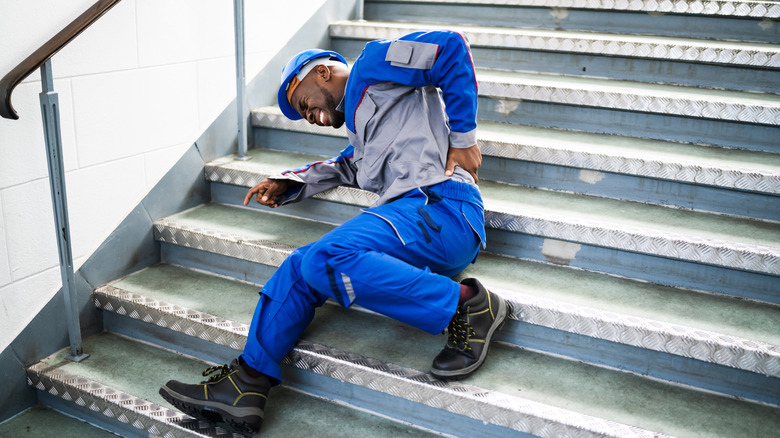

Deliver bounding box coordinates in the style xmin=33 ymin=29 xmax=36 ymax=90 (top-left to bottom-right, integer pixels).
xmin=320 ymin=84 xmax=345 ymax=129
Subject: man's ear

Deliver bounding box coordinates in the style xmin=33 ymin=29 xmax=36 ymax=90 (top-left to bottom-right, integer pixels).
xmin=316 ymin=64 xmax=332 ymax=82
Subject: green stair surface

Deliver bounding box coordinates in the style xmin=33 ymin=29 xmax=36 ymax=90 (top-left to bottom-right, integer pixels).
xmin=152 ymin=205 xmax=780 ymax=348
xmin=101 ymin=263 xmax=780 ymax=438
xmin=39 ymin=332 xmax=438 ymax=437
xmin=205 ymin=148 xmax=780 ymax=269
xmin=248 ymin=110 xmax=780 ymax=194
xmin=19 ymin=1 xmax=779 ymax=436
xmin=0 ymin=406 xmax=117 ymax=438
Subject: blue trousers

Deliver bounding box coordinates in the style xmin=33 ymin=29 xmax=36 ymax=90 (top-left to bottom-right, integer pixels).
xmin=241 ymin=181 xmax=485 ymax=384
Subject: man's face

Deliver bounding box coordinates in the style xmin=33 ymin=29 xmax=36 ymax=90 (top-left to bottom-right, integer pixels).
xmin=290 ymin=67 xmax=345 ymax=129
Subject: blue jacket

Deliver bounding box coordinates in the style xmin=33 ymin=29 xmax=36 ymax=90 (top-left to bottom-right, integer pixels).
xmin=277 ymin=30 xmax=480 ymax=206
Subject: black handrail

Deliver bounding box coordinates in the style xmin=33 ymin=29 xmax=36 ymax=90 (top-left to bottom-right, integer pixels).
xmin=0 ymin=0 xmax=122 ymax=120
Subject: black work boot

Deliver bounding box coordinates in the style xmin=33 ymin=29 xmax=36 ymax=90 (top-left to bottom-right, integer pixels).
xmin=431 ymin=278 xmax=508 ymax=380
xmin=160 ymin=358 xmax=271 ymax=434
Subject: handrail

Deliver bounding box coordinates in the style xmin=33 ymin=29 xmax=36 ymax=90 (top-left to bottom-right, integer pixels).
xmin=0 ymin=0 xmax=122 ymax=120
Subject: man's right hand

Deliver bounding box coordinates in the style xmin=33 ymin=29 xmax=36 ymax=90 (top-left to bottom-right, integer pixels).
xmin=243 ymin=179 xmax=301 ymax=208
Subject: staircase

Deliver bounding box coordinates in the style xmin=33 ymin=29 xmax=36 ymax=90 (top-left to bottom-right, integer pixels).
xmin=22 ymin=1 xmax=779 ymax=436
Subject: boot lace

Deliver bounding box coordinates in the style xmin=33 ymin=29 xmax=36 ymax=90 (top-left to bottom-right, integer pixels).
xmin=446 ymin=307 xmax=476 ymax=352
xmin=201 ymin=364 xmax=231 ymax=383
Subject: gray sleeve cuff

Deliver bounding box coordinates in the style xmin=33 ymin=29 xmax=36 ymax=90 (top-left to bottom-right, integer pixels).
xmin=449 ymin=128 xmax=478 ymax=149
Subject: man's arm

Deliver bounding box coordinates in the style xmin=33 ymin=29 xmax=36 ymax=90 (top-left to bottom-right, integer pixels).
xmin=360 ymin=31 xmax=482 ymax=180
xmin=244 ymin=145 xmax=358 ymax=207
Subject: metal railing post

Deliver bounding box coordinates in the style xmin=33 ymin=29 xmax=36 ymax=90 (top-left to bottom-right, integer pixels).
xmin=233 ymin=0 xmax=250 ymax=161
xmin=357 ymin=0 xmax=364 ymax=20
xmin=39 ymin=60 xmax=88 ymax=363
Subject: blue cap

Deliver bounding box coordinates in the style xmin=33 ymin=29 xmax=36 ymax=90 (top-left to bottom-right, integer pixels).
xmin=278 ymin=49 xmax=347 ymax=121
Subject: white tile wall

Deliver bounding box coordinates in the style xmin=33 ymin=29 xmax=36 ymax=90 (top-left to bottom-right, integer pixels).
xmin=54 ymin=0 xmax=140 ymax=78
xmin=136 ymin=0 xmax=234 ymax=68
xmin=196 ymin=57 xmax=237 ymax=131
xmin=144 ymin=142 xmax=192 ymax=189
xmin=0 ymin=79 xmax=78 ymax=188
xmin=0 ymin=267 xmax=62 ymax=353
xmin=0 ymin=0 xmax=338 ymax=356
xmin=71 ymin=64 xmax=199 ymax=168
xmin=2 ymin=178 xmax=58 ymax=282
xmin=0 ymin=0 xmax=96 ymax=82
xmin=0 ymin=198 xmax=11 ymax=288
xmin=65 ymin=156 xmax=148 ymax=261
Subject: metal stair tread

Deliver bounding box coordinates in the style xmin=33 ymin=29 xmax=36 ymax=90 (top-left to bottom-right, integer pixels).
xmin=329 ymin=20 xmax=780 ymax=68
xmin=476 ymin=67 xmax=780 ymax=108
xmin=204 ymin=149 xmax=780 ymax=275
xmin=155 ymin=202 xmax=335 ymax=249
xmin=30 ymin=332 xmax=441 ymax=438
xmin=367 ymin=0 xmax=780 ymax=18
xmin=148 ymin=208 xmax=780 ymax=378
xmin=92 ymin=265 xmax=780 ymax=438
xmin=250 ymin=105 xmax=780 ymax=194
xmin=475 ymin=68 xmax=780 ymax=125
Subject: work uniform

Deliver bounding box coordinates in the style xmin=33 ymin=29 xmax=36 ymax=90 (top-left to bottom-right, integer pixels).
xmin=241 ymin=31 xmax=486 ymax=384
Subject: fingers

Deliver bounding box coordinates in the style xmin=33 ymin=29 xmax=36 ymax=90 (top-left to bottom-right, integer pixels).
xmin=445 ymin=158 xmax=457 ymax=177
xmin=244 ymin=180 xmax=283 ymax=208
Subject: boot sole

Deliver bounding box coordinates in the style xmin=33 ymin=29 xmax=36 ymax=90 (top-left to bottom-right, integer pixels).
xmin=159 ymin=384 xmax=262 ymax=435
xmin=431 ymin=294 xmax=509 ymax=380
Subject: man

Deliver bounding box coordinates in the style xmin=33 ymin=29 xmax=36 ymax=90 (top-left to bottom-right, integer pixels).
xmin=160 ymin=30 xmax=507 ymax=434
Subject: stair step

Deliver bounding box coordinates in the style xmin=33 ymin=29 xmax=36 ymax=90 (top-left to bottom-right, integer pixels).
xmin=331 ymin=20 xmax=780 ymax=69
xmin=388 ymin=0 xmax=780 ymax=18
xmin=148 ymin=204 xmax=780 ymax=386
xmin=93 ymin=264 xmax=780 ymax=437
xmin=0 ymin=405 xmax=116 ymax=438
xmin=363 ymin=0 xmax=780 ymax=43
xmin=329 ymin=20 xmax=780 ymax=92
xmin=250 ymin=106 xmax=780 ymax=220
xmin=27 ymin=332 xmax=442 ymax=437
xmin=204 ymin=149 xmax=780 ymax=280
xmin=477 ymin=68 xmax=780 ymax=126
xmin=252 ymin=106 xmax=780 ymax=194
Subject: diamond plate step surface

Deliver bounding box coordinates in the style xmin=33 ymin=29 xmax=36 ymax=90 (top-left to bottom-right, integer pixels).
xmin=330 ymin=20 xmax=780 ymax=69
xmin=476 ymin=68 xmax=780 ymax=126
xmin=204 ymin=148 xmax=780 ymax=277
xmin=28 ymin=332 xmax=443 ymax=438
xmin=251 ymin=105 xmax=780 ymax=196
xmin=363 ymin=0 xmax=780 ymax=43
xmin=149 ymin=204 xmax=780 ymax=378
xmin=329 ymin=20 xmax=780 ymax=93
xmin=367 ymin=0 xmax=780 ymax=18
xmin=94 ymin=264 xmax=780 ymax=437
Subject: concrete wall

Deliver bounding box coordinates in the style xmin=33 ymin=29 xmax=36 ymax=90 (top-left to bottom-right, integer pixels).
xmin=0 ymin=0 xmax=332 ymax=356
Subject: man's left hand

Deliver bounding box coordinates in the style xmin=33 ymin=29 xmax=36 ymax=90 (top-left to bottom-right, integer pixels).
xmin=445 ymin=144 xmax=482 ymax=183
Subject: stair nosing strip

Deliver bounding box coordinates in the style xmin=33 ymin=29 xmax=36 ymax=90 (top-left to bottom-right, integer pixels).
xmin=476 ymin=77 xmax=780 ymax=125
xmin=250 ymin=107 xmax=780 ymax=194
xmin=288 ymin=338 xmax=671 ymax=438
xmin=200 ymin=164 xmax=780 ymax=275
xmin=372 ymin=0 xmax=780 ymax=18
xmin=329 ymin=21 xmax=780 ymax=68
xmin=500 ymin=287 xmax=780 ymax=377
xmin=94 ymin=285 xmax=249 ymax=350
xmin=482 ymin=209 xmax=780 ymax=275
xmin=92 ymin=286 xmax=670 ymax=438
xmin=26 ymin=361 xmax=223 ymax=437
xmin=146 ymin=225 xmax=780 ymax=375
xmin=152 ymin=219 xmax=295 ymax=268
